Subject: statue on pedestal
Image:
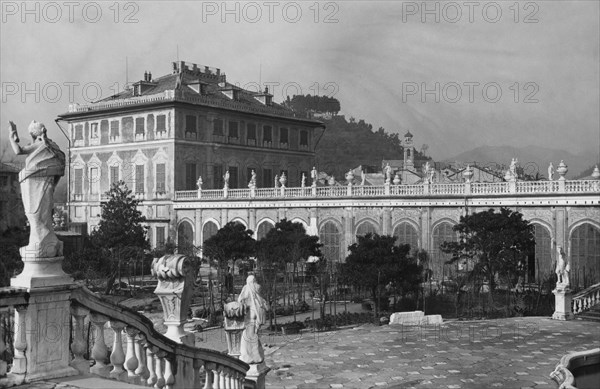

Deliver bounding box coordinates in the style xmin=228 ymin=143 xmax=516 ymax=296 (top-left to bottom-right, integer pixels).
xmin=223 ymin=170 xmax=230 ymax=189
xmin=237 ymin=275 xmax=268 ymax=364
xmin=361 ymin=168 xmax=366 ymax=186
xmin=555 ymin=246 xmax=570 ymax=289
xmin=384 ymin=163 xmax=392 ymax=184
xmin=196 ymin=176 xmax=203 ymax=190
xmin=248 ymin=170 xmax=257 ymax=188
xmin=548 ymin=162 xmax=554 ymax=181
xmin=301 ymin=173 xmax=306 ymax=188
xmin=9 ymin=121 xmax=65 ymax=258
xmin=311 ymin=166 xmax=317 ymax=186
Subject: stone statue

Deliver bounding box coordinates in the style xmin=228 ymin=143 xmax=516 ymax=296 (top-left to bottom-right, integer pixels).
xmin=196 ymin=176 xmax=203 ymax=190
xmin=384 ymin=163 xmax=392 ymax=183
xmin=9 ymin=121 xmax=65 ymax=258
xmin=361 ymin=169 xmax=366 ymax=186
xmin=274 ymin=174 xmax=279 ymax=188
xmin=424 ymin=161 xmax=430 ymax=175
xmin=311 ymin=166 xmax=317 ymax=186
xmin=555 ymin=246 xmax=570 ymax=288
xmin=548 ymin=162 xmax=554 ymax=181
xmin=224 ymin=170 xmax=230 ymax=188
xmin=248 ymin=170 xmax=257 ymax=188
xmin=509 ymin=158 xmax=517 ymax=176
xmin=237 ymin=275 xmax=268 ymax=364
xmin=301 ymin=172 xmax=306 ymax=188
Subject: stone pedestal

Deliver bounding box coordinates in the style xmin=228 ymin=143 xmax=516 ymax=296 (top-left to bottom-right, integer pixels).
xmin=19 ymin=286 xmax=78 ymax=382
xmin=245 ymin=362 xmax=270 ymax=389
xmin=11 ymin=253 xmax=73 ymax=289
xmin=552 ymin=287 xmax=574 ymax=320
xmin=224 ymin=302 xmax=246 ymax=359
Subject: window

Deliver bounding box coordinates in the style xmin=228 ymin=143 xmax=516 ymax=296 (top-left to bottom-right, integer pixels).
xmin=135 ymin=165 xmax=145 ymax=193
xmin=185 ymin=115 xmax=197 ymax=138
xmin=135 ymin=118 xmax=145 ymax=136
xmin=185 ymin=163 xmax=196 ymax=190
xmin=263 ymin=126 xmax=272 ymax=143
xmin=203 ymin=221 xmax=219 ymax=244
xmin=74 ymin=125 xmax=83 ymax=145
xmin=156 ymin=115 xmax=166 ymax=133
xmin=74 ymin=169 xmax=83 ymax=194
xmin=431 ymin=222 xmax=457 ymax=280
xmin=527 ymin=224 xmax=552 ymax=283
xmin=90 ymin=123 xmax=99 ymax=139
xmin=0 ymin=175 xmax=8 ymax=187
xmin=213 ymin=165 xmax=223 ymax=189
xmin=257 ymin=221 xmax=274 ymax=240
xmin=571 ymin=223 xmax=600 ymax=288
xmin=110 ymin=166 xmax=119 ymax=186
xmin=280 ymin=128 xmax=288 ymax=144
xmin=320 ymin=221 xmax=341 ymax=265
xmin=229 ymin=121 xmax=239 ymax=139
xmin=213 ymin=118 xmax=224 ymax=135
xmin=110 ymin=121 xmax=119 ymax=138
xmin=393 ymin=223 xmax=419 ymax=251
xmin=156 ymin=226 xmax=165 ymax=248
xmin=89 ymin=167 xmax=99 ymax=194
xmin=300 ymin=130 xmax=308 ymax=146
xmin=228 ymin=166 xmax=238 ymax=189
xmin=156 ymin=163 xmax=166 ymax=192
xmin=247 ymin=123 xmax=256 ymax=139
xmin=356 ymin=221 xmax=378 ymax=238
xmin=262 ymin=168 xmax=272 ymax=188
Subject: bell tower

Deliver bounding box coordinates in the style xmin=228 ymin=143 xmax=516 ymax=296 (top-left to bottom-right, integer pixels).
xmin=403 ymin=130 xmax=415 ymax=171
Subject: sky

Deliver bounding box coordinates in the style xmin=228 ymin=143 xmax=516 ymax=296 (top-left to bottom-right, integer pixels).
xmin=1 ymin=0 xmax=599 ymax=161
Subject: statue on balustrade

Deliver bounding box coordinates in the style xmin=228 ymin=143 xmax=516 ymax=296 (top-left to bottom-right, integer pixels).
xmin=197 ymin=175 xmax=203 ymax=190
xmin=248 ymin=169 xmax=257 ymax=188
xmin=224 ymin=170 xmax=230 ymax=188
xmin=555 ymin=246 xmax=570 ymax=289
xmin=237 ymin=275 xmax=268 ymax=364
xmin=274 ymin=174 xmax=279 ymax=188
xmin=361 ymin=168 xmax=366 ymax=186
xmin=548 ymin=162 xmax=554 ymax=181
xmin=8 ymin=120 xmax=65 ymax=258
xmin=384 ymin=163 xmax=392 ymax=183
xmin=311 ymin=166 xmax=317 ymax=186
xmin=301 ymin=172 xmax=306 ymax=188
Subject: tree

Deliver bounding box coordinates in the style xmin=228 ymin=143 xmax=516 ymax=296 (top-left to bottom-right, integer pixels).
xmin=440 ymin=208 xmax=535 ymax=308
xmin=256 ymin=219 xmax=322 ymax=325
xmin=91 ymin=181 xmax=149 ymax=294
xmin=342 ymin=233 xmax=423 ymax=319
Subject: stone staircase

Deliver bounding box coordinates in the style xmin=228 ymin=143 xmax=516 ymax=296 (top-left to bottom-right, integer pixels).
xmin=575 ymin=303 xmax=600 ymax=322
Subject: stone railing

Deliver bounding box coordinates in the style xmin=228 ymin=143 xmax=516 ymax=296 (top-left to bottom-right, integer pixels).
xmin=0 ymin=286 xmax=254 ymax=389
xmin=175 ymin=179 xmax=600 ymax=201
xmin=572 ymin=282 xmax=600 ymax=314
xmin=0 ymin=287 xmax=28 ymax=387
xmin=550 ymin=348 xmax=600 ymax=389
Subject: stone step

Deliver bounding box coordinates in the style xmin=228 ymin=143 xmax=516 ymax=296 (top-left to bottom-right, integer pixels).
xmin=51 ymin=375 xmax=148 ymax=389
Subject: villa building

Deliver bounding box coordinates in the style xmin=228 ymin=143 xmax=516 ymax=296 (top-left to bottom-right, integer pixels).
xmin=57 ymin=61 xmax=326 ymax=244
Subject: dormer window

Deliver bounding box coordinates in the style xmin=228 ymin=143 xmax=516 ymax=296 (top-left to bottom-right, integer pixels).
xmin=223 ymin=88 xmax=240 ymax=101
xmin=255 ymin=87 xmax=273 ymax=106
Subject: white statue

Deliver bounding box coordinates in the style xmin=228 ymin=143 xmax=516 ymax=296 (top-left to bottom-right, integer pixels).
xmin=9 ymin=121 xmax=65 ymax=258
xmin=311 ymin=166 xmax=317 ymax=186
xmin=548 ymin=162 xmax=554 ymax=181
xmin=248 ymin=170 xmax=257 ymax=188
xmin=274 ymin=174 xmax=279 ymax=188
xmin=424 ymin=161 xmax=431 ymax=175
xmin=196 ymin=176 xmax=203 ymax=190
xmin=428 ymin=166 xmax=435 ymax=183
xmin=509 ymin=158 xmax=517 ymax=176
xmin=223 ymin=170 xmax=230 ymax=188
xmin=384 ymin=163 xmax=392 ymax=183
xmin=361 ymin=168 xmax=366 ymax=186
xmin=237 ymin=275 xmax=268 ymax=364
xmin=555 ymin=246 xmax=570 ymax=288
xmin=301 ymin=172 xmax=306 ymax=188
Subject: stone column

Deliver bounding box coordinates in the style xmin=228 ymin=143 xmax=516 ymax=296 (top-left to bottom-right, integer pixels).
xmin=152 ymin=254 xmax=196 ymax=345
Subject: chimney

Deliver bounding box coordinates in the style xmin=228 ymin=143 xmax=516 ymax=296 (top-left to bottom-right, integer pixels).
xmin=144 ymin=71 xmax=148 ymax=82
xmin=148 ymin=72 xmax=152 ymax=82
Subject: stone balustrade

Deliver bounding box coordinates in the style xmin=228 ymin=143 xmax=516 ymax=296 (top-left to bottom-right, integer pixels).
xmin=572 ymin=282 xmax=600 ymax=314
xmin=0 ymin=286 xmax=255 ymax=389
xmin=174 ymin=179 xmax=600 ymax=201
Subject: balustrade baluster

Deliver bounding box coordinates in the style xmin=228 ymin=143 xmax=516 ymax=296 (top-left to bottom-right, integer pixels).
xmin=218 ymin=365 xmax=226 ymax=388
xmin=12 ymin=305 xmax=28 ymax=374
xmin=164 ymin=357 xmax=175 ymax=389
xmin=89 ymin=313 xmax=110 ymax=377
xmin=109 ymin=320 xmax=126 ymax=380
xmin=203 ymin=362 xmax=216 ymax=389
xmin=135 ymin=334 xmax=149 ymax=380
xmin=155 ymin=350 xmax=166 ymax=389
xmin=124 ymin=326 xmax=140 ymax=383
xmin=193 ymin=358 xmax=204 ymax=388
xmin=146 ymin=345 xmax=157 ymax=386
xmin=70 ymin=305 xmax=90 ymax=374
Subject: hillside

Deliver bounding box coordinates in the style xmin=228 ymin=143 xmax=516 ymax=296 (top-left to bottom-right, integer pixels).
xmin=315 ymin=116 xmax=428 ymax=179
xmin=444 ymin=145 xmax=597 ymax=179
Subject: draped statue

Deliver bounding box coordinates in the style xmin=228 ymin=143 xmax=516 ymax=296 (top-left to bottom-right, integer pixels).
xmin=9 ymin=121 xmax=65 ymax=258
xmin=555 ymin=246 xmax=570 ymax=289
xmin=237 ymin=275 xmax=269 ymax=364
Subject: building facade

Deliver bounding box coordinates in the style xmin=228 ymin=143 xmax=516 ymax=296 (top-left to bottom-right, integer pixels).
xmin=57 ymin=61 xmax=325 ymax=244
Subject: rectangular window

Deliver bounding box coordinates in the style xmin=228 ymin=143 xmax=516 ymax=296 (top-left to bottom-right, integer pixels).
xmin=0 ymin=175 xmax=8 ymax=187
xmin=185 ymin=163 xmax=196 ymax=190
xmin=110 ymin=166 xmax=119 ymax=186
xmin=229 ymin=121 xmax=239 ymax=138
xmin=75 ymin=125 xmax=83 ymax=140
xmin=135 ymin=118 xmax=145 ymax=136
xmin=280 ymin=128 xmax=288 ymax=144
xmin=90 ymin=167 xmax=99 ymax=194
xmin=213 ymin=165 xmax=223 ymax=189
xmin=228 ymin=166 xmax=238 ymax=189
xmin=263 ymin=126 xmax=272 ymax=142
xmin=74 ymin=169 xmax=83 ymax=194
xmin=262 ymin=168 xmax=272 ymax=188
xmin=300 ymin=130 xmax=308 ymax=146
xmin=185 ymin=115 xmax=197 ymax=138
xmin=213 ymin=118 xmax=224 ymax=135
xmin=156 ymin=115 xmax=166 ymax=132
xmin=135 ymin=165 xmax=144 ymax=193
xmin=156 ymin=163 xmax=166 ymax=192
xmin=90 ymin=123 xmax=99 ymax=139
xmin=110 ymin=121 xmax=120 ymax=138
xmin=156 ymin=227 xmax=165 ymax=248
xmin=247 ymin=123 xmax=256 ymax=139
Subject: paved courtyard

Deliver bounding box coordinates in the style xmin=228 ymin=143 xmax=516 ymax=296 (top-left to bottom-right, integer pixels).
xmin=264 ymin=317 xmax=600 ymax=389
